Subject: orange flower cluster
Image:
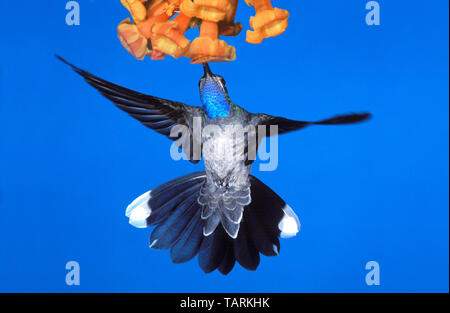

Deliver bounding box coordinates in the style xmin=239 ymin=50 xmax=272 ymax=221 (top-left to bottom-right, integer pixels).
xmin=117 ymin=0 xmax=289 ymax=63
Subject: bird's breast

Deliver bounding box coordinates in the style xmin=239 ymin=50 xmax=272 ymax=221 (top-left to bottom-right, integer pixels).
xmin=202 ymin=123 xmax=250 ymax=184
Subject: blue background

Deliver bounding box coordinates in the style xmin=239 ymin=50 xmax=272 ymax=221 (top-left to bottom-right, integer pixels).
xmin=0 ymin=1 xmax=448 ymax=292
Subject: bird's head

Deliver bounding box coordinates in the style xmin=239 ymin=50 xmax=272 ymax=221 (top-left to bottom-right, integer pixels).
xmin=199 ymin=63 xmax=231 ymax=119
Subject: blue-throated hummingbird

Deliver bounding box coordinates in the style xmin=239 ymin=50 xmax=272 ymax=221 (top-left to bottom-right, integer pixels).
xmin=57 ymin=56 xmax=370 ymax=274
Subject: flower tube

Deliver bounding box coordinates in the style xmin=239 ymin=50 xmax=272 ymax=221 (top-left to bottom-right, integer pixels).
xmin=245 ymin=0 xmax=289 ymax=44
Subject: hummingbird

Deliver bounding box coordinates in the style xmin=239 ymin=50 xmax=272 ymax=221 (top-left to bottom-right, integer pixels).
xmin=57 ymin=55 xmax=370 ymax=274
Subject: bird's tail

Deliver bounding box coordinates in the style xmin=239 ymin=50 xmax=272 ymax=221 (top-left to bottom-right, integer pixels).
xmin=126 ymin=172 xmax=300 ymax=274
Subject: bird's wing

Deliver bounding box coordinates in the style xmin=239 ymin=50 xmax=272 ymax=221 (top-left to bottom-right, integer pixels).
xmin=244 ymin=112 xmax=371 ymax=165
xmin=252 ymin=112 xmax=371 ymax=136
xmin=57 ymin=55 xmax=203 ymax=164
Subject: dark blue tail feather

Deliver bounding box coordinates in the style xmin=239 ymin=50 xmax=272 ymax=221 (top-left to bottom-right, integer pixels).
xmin=127 ymin=172 xmax=298 ymax=274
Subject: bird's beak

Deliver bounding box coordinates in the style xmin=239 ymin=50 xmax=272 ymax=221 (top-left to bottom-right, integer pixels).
xmin=203 ymin=63 xmax=213 ymax=78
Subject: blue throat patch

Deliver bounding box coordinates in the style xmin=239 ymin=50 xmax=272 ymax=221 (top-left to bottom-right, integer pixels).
xmin=200 ymin=80 xmax=231 ymax=119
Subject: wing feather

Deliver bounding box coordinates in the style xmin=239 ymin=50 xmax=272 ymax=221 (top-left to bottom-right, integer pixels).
xmin=244 ymin=112 xmax=371 ymax=165
xmin=57 ymin=55 xmax=203 ymax=163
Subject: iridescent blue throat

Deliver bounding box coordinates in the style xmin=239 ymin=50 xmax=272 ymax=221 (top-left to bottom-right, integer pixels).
xmin=200 ymin=80 xmax=231 ymax=119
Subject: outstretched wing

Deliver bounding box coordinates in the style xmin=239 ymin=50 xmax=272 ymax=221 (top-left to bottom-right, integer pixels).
xmin=245 ymin=112 xmax=371 ymax=165
xmin=254 ymin=112 xmax=371 ymax=136
xmin=56 ymin=55 xmax=203 ymax=163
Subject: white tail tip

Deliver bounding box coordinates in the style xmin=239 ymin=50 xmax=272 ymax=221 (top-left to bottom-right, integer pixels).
xmin=126 ymin=191 xmax=152 ymax=228
xmin=278 ymin=204 xmax=301 ymax=239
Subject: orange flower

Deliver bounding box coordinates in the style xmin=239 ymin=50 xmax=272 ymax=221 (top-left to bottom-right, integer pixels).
xmin=147 ymin=0 xmax=166 ymax=16
xmin=117 ymin=19 xmax=149 ymax=60
xmin=187 ymin=21 xmax=236 ymax=64
xmin=150 ymin=50 xmax=166 ymax=60
xmin=151 ymin=13 xmax=191 ymax=59
xmin=245 ymin=0 xmax=289 ymax=44
xmin=180 ymin=0 xmax=232 ymax=22
xmin=135 ymin=1 xmax=174 ymax=39
xmin=118 ymin=1 xmax=178 ymax=60
xmin=179 ymin=1 xmax=236 ymax=63
xmin=117 ymin=0 xmax=290 ymax=62
xmin=219 ymin=0 xmax=242 ymax=36
xmin=120 ymin=0 xmax=147 ymax=23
